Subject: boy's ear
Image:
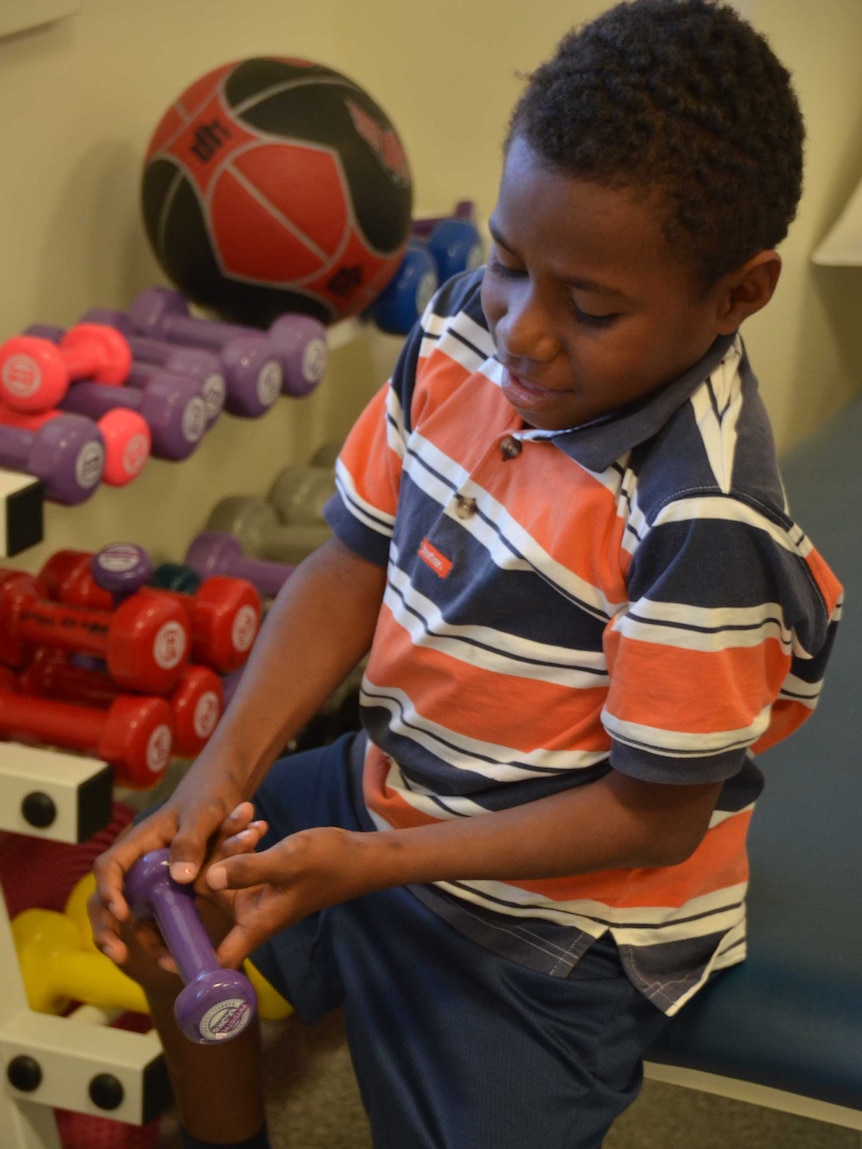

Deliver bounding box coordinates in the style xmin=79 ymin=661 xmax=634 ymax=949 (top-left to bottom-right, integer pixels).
xmin=715 ymin=250 xmax=782 ymax=332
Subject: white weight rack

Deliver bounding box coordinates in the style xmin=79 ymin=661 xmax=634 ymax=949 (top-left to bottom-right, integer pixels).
xmin=0 ymin=742 xmax=170 ymax=1148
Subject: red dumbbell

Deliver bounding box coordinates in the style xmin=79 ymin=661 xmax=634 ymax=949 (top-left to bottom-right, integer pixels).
xmin=0 ymin=666 xmax=174 ymax=788
xmin=44 ymin=544 xmax=261 ymax=674
xmin=0 ymin=570 xmax=190 ymax=694
xmin=21 ymin=648 xmax=223 ymax=759
xmin=0 ymin=403 xmax=150 ymax=487
xmin=0 ymin=324 xmax=132 ymax=413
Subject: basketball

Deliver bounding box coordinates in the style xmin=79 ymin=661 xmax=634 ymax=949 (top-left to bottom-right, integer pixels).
xmin=141 ymin=57 xmax=414 ymax=326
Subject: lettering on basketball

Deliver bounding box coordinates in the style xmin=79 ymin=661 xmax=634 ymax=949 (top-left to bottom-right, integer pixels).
xmin=327 ymin=266 xmax=364 ymax=298
xmin=418 ymin=537 xmax=453 ymax=578
xmin=189 ymin=119 xmax=233 ymax=163
xmin=346 ymin=99 xmax=410 ymax=185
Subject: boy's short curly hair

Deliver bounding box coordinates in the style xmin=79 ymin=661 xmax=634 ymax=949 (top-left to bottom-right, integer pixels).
xmin=507 ymin=0 xmax=804 ymax=286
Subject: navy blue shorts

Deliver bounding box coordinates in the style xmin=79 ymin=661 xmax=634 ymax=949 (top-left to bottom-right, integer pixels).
xmin=250 ymin=734 xmax=670 ymax=1149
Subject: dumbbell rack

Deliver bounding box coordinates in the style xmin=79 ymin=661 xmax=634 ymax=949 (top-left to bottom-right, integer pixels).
xmin=0 ymin=744 xmax=171 ymax=1147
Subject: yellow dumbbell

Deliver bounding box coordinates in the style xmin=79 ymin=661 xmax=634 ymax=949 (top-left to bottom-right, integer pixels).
xmin=65 ymin=871 xmax=292 ymax=1021
xmin=11 ymin=908 xmax=149 ymax=1016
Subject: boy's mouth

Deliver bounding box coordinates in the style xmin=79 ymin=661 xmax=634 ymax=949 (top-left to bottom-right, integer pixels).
xmin=502 ymin=369 xmax=570 ymax=408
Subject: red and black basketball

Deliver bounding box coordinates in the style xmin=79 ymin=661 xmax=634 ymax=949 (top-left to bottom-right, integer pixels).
xmin=141 ymin=57 xmax=414 ymax=326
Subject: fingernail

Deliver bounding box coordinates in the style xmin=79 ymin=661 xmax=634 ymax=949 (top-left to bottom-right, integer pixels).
xmin=207 ymin=865 xmax=227 ymax=890
xmin=170 ymin=862 xmax=196 ymax=882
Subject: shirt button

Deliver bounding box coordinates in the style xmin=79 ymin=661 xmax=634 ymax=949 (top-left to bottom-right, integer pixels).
xmin=454 ymin=494 xmax=478 ymax=519
xmin=500 ymin=435 xmax=522 ymax=461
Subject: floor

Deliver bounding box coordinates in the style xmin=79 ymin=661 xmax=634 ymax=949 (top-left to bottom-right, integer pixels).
xmin=150 ymin=1009 xmax=859 ymax=1149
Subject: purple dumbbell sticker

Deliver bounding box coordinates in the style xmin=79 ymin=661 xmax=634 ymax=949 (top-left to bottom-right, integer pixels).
xmin=125 ymin=848 xmax=257 ymax=1044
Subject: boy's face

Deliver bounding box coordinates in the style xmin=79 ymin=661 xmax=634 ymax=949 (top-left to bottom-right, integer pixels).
xmin=481 ymin=136 xmax=732 ymax=432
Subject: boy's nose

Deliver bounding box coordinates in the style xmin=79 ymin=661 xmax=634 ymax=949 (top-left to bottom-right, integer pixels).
xmin=495 ymin=286 xmax=559 ymax=364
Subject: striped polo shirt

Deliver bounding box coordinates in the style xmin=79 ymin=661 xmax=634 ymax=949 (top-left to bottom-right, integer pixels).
xmin=325 ymin=269 xmax=842 ymax=1015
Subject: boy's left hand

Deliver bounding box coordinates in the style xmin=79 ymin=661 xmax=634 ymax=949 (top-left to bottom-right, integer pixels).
xmin=204 ymin=826 xmax=367 ymax=969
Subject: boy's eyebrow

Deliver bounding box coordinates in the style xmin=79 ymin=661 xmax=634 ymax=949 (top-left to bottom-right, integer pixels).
xmin=487 ymin=217 xmax=630 ymax=300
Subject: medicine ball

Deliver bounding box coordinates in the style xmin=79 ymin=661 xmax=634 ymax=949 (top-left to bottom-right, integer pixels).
xmin=141 ymin=57 xmax=414 ymax=326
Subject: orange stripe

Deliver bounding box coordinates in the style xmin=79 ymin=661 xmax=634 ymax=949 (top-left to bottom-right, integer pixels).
xmin=507 ymin=809 xmax=751 ymax=908
xmin=339 ymin=385 xmax=400 ymax=518
xmin=413 ymin=359 xmax=520 ymax=469
xmin=364 ymin=746 xmax=750 ymax=910
xmin=367 ymin=605 xmax=611 ymax=753
xmin=604 ymin=630 xmax=790 ymax=734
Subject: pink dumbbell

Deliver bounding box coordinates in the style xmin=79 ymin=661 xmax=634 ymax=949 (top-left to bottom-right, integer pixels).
xmin=0 ymin=404 xmax=150 ymax=487
xmin=0 ymin=324 xmax=132 ymax=413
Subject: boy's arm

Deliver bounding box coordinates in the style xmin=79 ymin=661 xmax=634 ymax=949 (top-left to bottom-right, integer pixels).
xmin=91 ymin=535 xmax=387 ymax=939
xmin=208 ymin=767 xmax=723 ymax=969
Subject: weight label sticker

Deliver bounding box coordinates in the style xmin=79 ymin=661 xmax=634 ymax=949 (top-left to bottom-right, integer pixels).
xmin=99 ymin=544 xmax=141 ymax=572
xmin=200 ymin=998 xmax=252 ymax=1041
xmin=203 ymin=373 xmax=226 ymax=419
xmin=147 ymin=723 xmax=173 ymax=773
xmin=76 ymin=441 xmax=105 ymax=489
xmin=302 ymin=339 xmax=328 ymax=384
xmin=182 ymin=396 xmax=207 ymax=443
xmin=153 ymin=620 xmax=187 ymax=669
xmin=256 ymin=361 xmax=282 ymax=407
xmin=193 ymin=691 xmax=220 ymax=739
xmin=231 ymin=605 xmax=258 ymax=653
xmin=123 ymin=433 xmax=150 ymax=477
xmin=1 ymin=354 xmax=41 ymax=398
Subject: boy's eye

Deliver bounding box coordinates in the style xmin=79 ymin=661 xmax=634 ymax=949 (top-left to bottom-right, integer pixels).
xmin=487 ymin=251 xmax=525 ymax=279
xmin=571 ymin=300 xmax=620 ymax=328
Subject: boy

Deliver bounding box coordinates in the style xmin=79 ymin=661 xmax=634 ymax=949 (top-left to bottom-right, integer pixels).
xmin=91 ymin=2 xmax=843 ymax=1147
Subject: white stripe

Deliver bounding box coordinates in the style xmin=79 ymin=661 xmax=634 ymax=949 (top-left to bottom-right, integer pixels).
xmin=403 ymin=432 xmax=621 ymax=619
xmin=385 ymin=563 xmax=609 ymax=689
xmin=384 ymin=385 xmax=407 ymax=459
xmin=334 ymin=464 xmax=395 ymax=538
xmin=689 ymin=344 xmax=743 ymax=494
xmin=708 ymin=804 xmax=754 ymax=829
xmin=361 ymin=685 xmax=608 ymax=779
xmin=613 ymin=598 xmax=793 ymax=653
xmin=779 ymin=672 xmax=823 ymax=707
xmin=652 ymin=495 xmax=813 ymax=559
xmin=601 ymin=705 xmax=772 ymax=755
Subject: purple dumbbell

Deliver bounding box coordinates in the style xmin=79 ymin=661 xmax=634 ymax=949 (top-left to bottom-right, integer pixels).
xmin=83 ymin=309 xmax=226 ymax=428
xmin=184 ymin=531 xmax=295 ymax=600
xmin=83 ymin=306 xmax=278 ymax=420
xmin=129 ymin=287 xmax=328 ymax=399
xmin=59 ymin=375 xmax=207 ymax=462
xmin=0 ymin=413 xmax=104 ymax=504
xmin=125 ymin=848 xmax=256 ymax=1044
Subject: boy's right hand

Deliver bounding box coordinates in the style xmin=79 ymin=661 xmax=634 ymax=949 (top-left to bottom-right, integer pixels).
xmin=90 ymin=772 xmax=250 ymax=966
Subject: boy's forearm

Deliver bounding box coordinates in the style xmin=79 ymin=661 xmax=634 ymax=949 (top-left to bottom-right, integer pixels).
xmin=348 ymin=769 xmax=723 ymax=890
xmin=196 ymin=535 xmax=386 ymax=795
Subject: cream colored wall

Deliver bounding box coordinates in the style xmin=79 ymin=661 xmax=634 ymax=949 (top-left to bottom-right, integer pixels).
xmin=1 ymin=0 xmax=861 ymax=575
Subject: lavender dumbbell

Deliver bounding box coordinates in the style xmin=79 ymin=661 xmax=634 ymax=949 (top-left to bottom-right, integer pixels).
xmin=83 ymin=309 xmax=226 ymax=428
xmin=0 ymin=414 xmax=104 ymax=504
xmin=125 ymin=848 xmax=256 ymax=1044
xmin=129 ymin=287 xmax=328 ymax=399
xmin=184 ymin=531 xmax=295 ymax=600
xmin=59 ymin=375 xmax=207 ymax=462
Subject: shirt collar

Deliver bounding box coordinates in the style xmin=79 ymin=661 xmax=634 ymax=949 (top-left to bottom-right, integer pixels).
xmin=514 ymin=332 xmax=739 ymax=473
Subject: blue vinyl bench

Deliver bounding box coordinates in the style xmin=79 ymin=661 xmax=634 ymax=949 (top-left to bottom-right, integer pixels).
xmin=643 ymin=396 xmax=862 ymax=1134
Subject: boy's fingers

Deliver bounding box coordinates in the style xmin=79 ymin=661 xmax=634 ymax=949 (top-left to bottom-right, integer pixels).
xmin=206 ymin=850 xmax=277 ymax=892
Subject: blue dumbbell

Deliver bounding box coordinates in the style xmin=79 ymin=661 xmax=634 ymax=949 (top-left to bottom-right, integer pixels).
xmin=369 ymin=203 xmax=484 ymax=336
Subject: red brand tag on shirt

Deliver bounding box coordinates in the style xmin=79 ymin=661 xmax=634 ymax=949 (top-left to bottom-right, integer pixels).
xmin=418 ymin=537 xmax=453 ymax=578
